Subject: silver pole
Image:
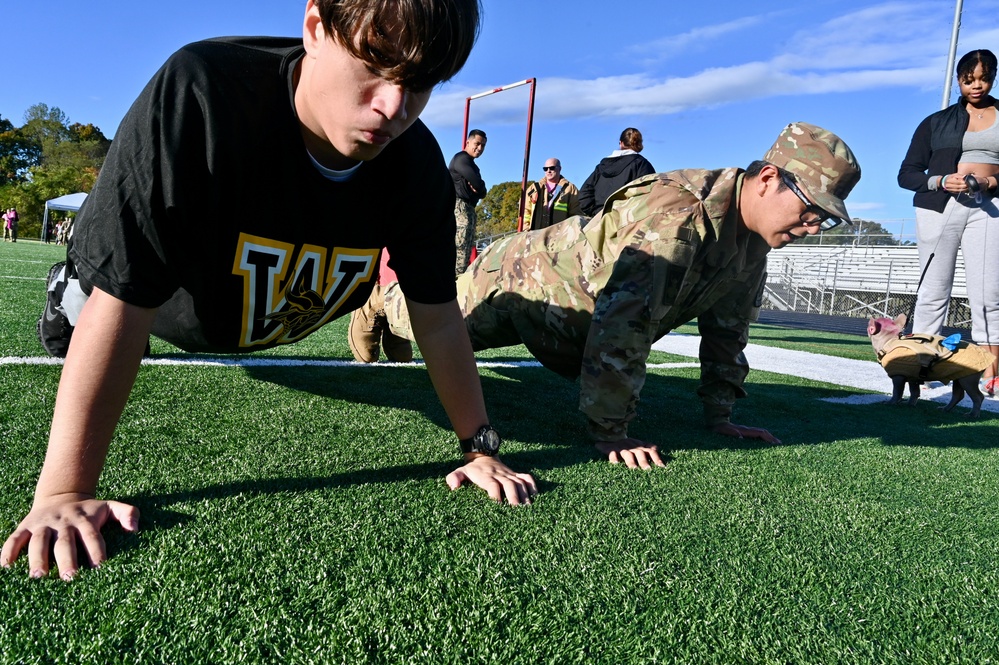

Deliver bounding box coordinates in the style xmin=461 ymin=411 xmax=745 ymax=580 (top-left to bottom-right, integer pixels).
xmin=941 ymin=0 xmax=964 ymax=109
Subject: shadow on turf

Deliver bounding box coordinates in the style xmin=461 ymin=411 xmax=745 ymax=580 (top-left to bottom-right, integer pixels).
xmin=82 ymin=373 xmax=988 ymax=563
xmin=241 ymin=362 xmax=998 ymax=455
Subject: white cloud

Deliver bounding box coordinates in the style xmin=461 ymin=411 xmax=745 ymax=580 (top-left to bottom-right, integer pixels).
xmin=627 ymin=14 xmax=770 ymax=63
xmin=424 ymin=1 xmax=981 ymax=127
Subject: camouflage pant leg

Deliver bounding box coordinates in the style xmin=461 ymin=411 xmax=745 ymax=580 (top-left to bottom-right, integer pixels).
xmin=454 ymin=198 xmax=477 ymax=278
xmin=384 ymin=282 xmax=417 ymax=342
xmin=385 ymin=268 xmax=521 ymax=351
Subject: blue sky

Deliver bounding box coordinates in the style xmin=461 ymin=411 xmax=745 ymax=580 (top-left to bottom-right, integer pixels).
xmin=4 ymin=0 xmax=998 ymax=237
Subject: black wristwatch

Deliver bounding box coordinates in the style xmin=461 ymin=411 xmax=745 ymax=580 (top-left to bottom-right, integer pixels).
xmin=459 ymin=425 xmax=501 ymax=456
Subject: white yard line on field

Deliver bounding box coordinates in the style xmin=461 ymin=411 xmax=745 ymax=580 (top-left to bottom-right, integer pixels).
xmin=3 ymin=332 xmax=996 ymax=412
xmin=653 ymin=333 xmax=999 ymax=413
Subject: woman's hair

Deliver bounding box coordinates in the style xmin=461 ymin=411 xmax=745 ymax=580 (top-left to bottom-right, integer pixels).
xmin=956 ymin=49 xmax=997 ymax=85
xmin=316 ymin=0 xmax=481 ymax=91
xmin=619 ymin=128 xmax=644 ymax=152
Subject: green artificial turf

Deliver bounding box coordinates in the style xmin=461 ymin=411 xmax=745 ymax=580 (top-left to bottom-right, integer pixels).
xmin=2 ymin=241 xmax=999 ymax=664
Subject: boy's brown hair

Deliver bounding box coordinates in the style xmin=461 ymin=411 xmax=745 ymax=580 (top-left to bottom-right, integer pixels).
xmin=316 ymin=0 xmax=481 ymax=91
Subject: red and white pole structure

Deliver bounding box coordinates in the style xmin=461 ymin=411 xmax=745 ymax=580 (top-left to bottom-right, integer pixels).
xmin=461 ymin=78 xmax=537 ymax=233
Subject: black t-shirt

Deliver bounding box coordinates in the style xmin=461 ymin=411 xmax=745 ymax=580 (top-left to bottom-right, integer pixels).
xmin=70 ymin=37 xmax=456 ymax=353
xmin=448 ymin=151 xmax=485 ymax=202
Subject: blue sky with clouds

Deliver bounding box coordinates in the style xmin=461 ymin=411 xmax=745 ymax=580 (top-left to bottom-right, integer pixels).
xmin=4 ymin=0 xmax=998 ymax=236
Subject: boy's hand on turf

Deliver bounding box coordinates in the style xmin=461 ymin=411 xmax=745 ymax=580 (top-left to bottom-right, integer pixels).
xmin=446 ymin=456 xmax=537 ymax=505
xmin=594 ymin=438 xmax=667 ymax=469
xmin=0 ymin=495 xmax=139 ymax=581
xmin=710 ymin=422 xmax=782 ymax=445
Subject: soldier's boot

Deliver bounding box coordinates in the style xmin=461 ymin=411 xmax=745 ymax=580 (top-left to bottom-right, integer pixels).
xmin=348 ymin=287 xmax=385 ymax=363
xmin=381 ymin=327 xmax=413 ymax=363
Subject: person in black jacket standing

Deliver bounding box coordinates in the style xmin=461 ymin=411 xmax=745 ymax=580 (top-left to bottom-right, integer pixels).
xmin=449 ymin=129 xmax=487 ymax=276
xmin=578 ymin=128 xmax=655 ymax=217
xmin=898 ymin=48 xmax=999 ymax=395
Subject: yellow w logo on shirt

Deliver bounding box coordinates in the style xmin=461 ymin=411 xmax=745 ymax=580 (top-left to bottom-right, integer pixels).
xmin=232 ymin=233 xmax=378 ymax=347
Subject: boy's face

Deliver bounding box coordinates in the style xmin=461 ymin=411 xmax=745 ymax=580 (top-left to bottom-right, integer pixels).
xmin=296 ymin=1 xmax=432 ymax=169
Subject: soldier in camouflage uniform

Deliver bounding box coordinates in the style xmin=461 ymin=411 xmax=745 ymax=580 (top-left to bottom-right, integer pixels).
xmin=383 ymin=122 xmax=861 ymax=468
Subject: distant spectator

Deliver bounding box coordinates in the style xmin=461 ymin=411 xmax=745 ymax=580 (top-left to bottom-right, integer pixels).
xmin=578 ymin=128 xmax=656 ymax=217
xmin=449 ymin=129 xmax=487 ymax=276
xmin=3 ymin=208 xmax=18 ymax=243
xmin=58 ymin=217 xmax=74 ymax=245
xmin=522 ymin=158 xmax=582 ymax=231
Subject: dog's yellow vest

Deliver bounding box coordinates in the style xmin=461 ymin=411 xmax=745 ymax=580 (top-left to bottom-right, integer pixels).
xmin=877 ymin=334 xmax=992 ymax=382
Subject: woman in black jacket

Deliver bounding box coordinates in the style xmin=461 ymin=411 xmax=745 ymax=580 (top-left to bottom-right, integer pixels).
xmin=898 ymin=48 xmax=999 ymax=395
xmin=578 ymin=128 xmax=656 ymax=216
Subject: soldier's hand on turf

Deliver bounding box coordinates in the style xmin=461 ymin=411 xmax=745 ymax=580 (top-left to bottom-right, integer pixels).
xmin=594 ymin=438 xmax=667 ymax=469
xmin=711 ymin=422 xmax=782 ymax=445
xmin=0 ymin=494 xmax=139 ymax=581
xmin=446 ymin=456 xmax=537 ymax=505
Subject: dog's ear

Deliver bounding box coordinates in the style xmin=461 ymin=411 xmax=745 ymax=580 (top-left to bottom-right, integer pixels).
xmin=893 ymin=313 xmax=907 ymax=329
xmin=867 ymin=319 xmax=881 ymax=335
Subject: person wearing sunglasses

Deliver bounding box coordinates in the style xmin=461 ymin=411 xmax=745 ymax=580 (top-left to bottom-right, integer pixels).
xmin=380 ymin=122 xmax=860 ymax=469
xmin=521 ymin=158 xmax=583 ymax=231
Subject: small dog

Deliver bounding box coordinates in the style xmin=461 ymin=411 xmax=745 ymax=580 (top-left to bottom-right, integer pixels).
xmin=867 ymin=314 xmax=990 ymax=418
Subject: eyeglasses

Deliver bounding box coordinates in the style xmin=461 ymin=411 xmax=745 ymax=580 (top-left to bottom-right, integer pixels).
xmin=780 ymin=173 xmax=844 ymax=230
xmin=543 ymin=166 xmax=559 ymax=172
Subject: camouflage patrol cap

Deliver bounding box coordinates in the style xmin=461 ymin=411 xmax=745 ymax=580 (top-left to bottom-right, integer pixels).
xmin=763 ymin=122 xmax=861 ymax=225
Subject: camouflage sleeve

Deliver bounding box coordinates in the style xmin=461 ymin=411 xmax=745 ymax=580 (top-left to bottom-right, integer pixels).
xmin=695 ymin=264 xmax=766 ymax=427
xmin=578 ymin=245 xmax=657 ymax=441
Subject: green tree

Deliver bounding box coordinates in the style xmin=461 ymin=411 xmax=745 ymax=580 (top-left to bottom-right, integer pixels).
xmin=799 ymin=218 xmax=904 ymax=246
xmin=0 ymin=115 xmax=41 ymax=186
xmin=0 ymin=105 xmax=111 ymax=238
xmin=21 ymin=103 xmax=71 ymax=151
xmin=475 ymin=181 xmax=524 ymax=240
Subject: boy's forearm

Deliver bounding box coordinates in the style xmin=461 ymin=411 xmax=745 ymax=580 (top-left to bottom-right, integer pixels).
xmin=35 ymin=289 xmax=156 ymax=501
xmin=407 ymin=299 xmax=487 ymax=440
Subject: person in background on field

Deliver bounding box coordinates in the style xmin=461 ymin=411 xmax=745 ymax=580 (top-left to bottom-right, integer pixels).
xmin=58 ymin=216 xmax=74 ymax=245
xmin=2 ymin=0 xmax=537 ymax=583
xmin=578 ymin=128 xmax=655 ymax=217
xmin=380 ymin=122 xmax=861 ymax=467
xmin=3 ymin=208 xmax=17 ymax=242
xmin=898 ymin=48 xmax=999 ymax=397
xmin=521 ymin=158 xmax=583 ymax=231
xmin=449 ymin=129 xmax=487 ymax=276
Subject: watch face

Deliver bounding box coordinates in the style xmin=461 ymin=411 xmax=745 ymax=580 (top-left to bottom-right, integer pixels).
xmin=477 ymin=427 xmax=501 ymax=453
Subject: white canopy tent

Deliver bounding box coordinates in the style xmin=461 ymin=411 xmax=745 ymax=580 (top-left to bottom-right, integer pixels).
xmin=42 ymin=192 xmax=87 ymax=242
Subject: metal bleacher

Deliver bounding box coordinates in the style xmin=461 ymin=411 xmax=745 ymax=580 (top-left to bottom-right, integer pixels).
xmin=763 ymin=245 xmax=971 ymax=328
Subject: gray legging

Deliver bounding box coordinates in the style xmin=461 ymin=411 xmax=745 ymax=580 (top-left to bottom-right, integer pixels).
xmin=914 ymin=194 xmax=999 ymax=344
